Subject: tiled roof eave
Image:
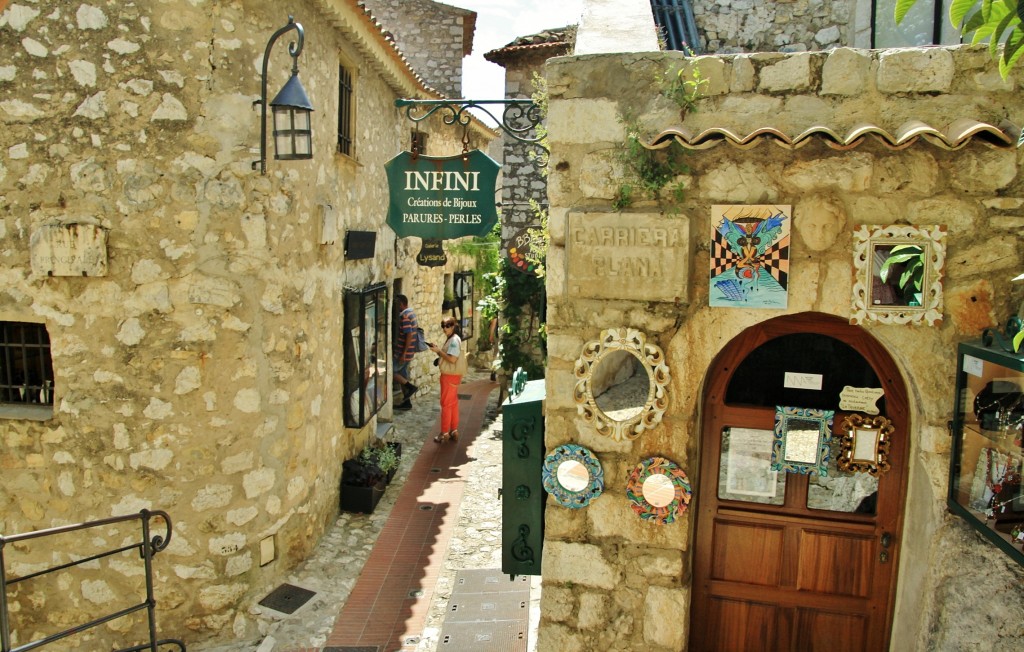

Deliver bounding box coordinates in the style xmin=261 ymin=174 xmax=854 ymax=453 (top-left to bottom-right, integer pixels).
xmin=644 ymin=119 xmax=1020 ymax=151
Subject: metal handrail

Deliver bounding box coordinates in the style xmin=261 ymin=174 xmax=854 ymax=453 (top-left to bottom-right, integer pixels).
xmin=0 ymin=509 xmax=185 ymax=652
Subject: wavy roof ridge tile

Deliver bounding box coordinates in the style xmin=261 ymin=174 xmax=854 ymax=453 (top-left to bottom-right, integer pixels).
xmin=644 ymin=119 xmax=1018 ymax=151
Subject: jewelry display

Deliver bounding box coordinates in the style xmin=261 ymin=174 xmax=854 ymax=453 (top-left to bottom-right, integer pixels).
xmin=950 ymin=339 xmax=1024 ymax=566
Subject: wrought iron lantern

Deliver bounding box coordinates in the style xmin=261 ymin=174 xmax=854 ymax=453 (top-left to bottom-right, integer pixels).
xmin=253 ymin=16 xmax=314 ymax=174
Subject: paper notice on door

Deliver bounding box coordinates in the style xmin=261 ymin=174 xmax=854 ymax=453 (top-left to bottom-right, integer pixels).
xmin=726 ymin=428 xmax=778 ymax=498
xmin=839 ymin=386 xmax=884 ymax=415
xmin=784 ymin=372 xmax=822 ymax=390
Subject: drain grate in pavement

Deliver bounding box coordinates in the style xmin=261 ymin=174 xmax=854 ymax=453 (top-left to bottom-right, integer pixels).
xmin=258 ymin=583 xmax=315 ymax=614
xmin=457 ymin=393 xmax=472 ymax=400
xmin=324 ymin=647 xmax=380 ymax=652
xmin=437 ymin=569 xmax=530 ymax=651
xmin=438 ymin=621 xmax=527 ymax=651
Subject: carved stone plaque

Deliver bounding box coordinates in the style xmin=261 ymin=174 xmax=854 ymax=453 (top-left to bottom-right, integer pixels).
xmin=567 ymin=212 xmax=689 ymax=302
xmin=30 ymin=223 xmax=109 ymax=277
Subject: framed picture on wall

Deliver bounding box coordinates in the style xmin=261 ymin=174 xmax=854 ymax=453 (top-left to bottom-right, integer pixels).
xmin=710 ymin=204 xmax=791 ymax=309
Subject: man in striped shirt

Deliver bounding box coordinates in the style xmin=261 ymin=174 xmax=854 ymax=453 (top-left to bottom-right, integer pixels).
xmin=393 ymin=294 xmax=419 ymax=409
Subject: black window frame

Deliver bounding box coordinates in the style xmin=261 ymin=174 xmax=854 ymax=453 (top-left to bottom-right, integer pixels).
xmin=1 ymin=321 xmax=54 ymax=407
xmin=338 ymin=64 xmax=354 ymax=156
xmin=344 ymin=284 xmax=389 ymax=428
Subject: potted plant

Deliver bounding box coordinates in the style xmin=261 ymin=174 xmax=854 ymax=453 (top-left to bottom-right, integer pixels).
xmin=340 ymin=442 xmax=402 ymax=514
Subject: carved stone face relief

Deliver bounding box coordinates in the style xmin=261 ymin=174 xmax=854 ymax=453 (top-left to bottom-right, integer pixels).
xmin=573 ymin=328 xmax=670 ymax=442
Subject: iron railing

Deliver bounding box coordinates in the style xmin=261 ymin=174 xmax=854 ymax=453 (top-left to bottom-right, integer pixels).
xmin=0 ymin=510 xmax=185 ymax=652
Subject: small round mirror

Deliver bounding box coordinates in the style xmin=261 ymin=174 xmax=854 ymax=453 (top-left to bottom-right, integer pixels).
xmin=556 ymin=460 xmax=590 ymax=493
xmin=642 ymin=473 xmax=675 ymax=508
xmin=592 ymin=350 xmax=649 ymax=422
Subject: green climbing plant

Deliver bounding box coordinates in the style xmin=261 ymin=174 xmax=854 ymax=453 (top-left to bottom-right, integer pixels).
xmin=615 ymin=56 xmax=708 ymax=210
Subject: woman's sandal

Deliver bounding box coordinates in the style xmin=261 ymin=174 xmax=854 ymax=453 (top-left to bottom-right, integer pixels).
xmin=449 ymin=429 xmax=458 ymax=442
xmin=433 ymin=432 xmax=449 ymax=443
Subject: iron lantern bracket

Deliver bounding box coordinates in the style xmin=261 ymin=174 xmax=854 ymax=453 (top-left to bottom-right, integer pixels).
xmin=253 ymin=16 xmax=306 ymax=175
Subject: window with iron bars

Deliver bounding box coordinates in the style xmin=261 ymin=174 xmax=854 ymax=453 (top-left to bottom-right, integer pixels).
xmin=338 ymin=64 xmax=353 ymax=156
xmin=1 ymin=321 xmax=54 ymax=406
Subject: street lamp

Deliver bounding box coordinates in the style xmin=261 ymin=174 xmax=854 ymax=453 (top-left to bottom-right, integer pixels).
xmin=253 ymin=16 xmax=314 ymax=175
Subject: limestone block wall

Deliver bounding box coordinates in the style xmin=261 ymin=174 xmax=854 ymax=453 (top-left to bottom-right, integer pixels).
xmin=0 ymin=0 xmax=482 ymax=648
xmin=542 ymin=46 xmax=1023 ymax=651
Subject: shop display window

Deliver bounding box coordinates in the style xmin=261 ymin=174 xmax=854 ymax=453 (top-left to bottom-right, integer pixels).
xmin=344 ymin=284 xmax=389 ymax=428
xmin=948 ymin=340 xmax=1024 ymax=565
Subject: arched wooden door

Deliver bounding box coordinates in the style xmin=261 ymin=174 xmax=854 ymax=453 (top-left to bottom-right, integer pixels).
xmin=689 ymin=313 xmax=909 ymax=652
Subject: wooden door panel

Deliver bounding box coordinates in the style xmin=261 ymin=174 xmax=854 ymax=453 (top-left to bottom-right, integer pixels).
xmin=796 ymin=529 xmax=875 ymax=597
xmin=711 ymin=520 xmax=784 ymax=585
xmin=704 ymin=597 xmax=779 ymax=652
xmin=690 ymin=315 xmax=909 ymax=652
xmin=795 ymin=608 xmax=869 ymax=652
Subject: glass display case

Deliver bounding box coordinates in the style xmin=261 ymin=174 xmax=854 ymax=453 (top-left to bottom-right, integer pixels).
xmin=948 ymin=340 xmax=1024 ymax=565
xmin=343 ymin=284 xmax=389 ymax=428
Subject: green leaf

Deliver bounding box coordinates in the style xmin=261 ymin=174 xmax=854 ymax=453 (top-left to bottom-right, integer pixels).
xmin=1014 ymin=329 xmax=1024 ymax=352
xmin=951 ymin=0 xmax=980 ymax=28
xmin=988 ymin=5 xmax=1018 ymax=55
xmin=895 ymin=0 xmax=919 ymax=24
xmin=1000 ymin=27 xmax=1024 ymax=76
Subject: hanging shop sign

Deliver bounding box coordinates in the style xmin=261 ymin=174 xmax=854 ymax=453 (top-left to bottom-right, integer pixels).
xmin=416 ymin=239 xmax=447 ymax=267
xmin=385 ymin=149 xmax=500 ymax=240
xmin=507 ymin=226 xmax=542 ymax=276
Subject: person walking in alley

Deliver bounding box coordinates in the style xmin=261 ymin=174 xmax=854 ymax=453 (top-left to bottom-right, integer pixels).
xmin=429 ymin=317 xmax=467 ymax=442
xmin=393 ymin=294 xmax=419 ymax=410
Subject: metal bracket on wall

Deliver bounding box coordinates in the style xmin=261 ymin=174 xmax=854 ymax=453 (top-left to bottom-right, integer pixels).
xmin=394 ymin=99 xmax=549 ymax=164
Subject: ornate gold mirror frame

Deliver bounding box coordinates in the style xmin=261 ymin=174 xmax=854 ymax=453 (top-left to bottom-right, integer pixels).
xmin=573 ymin=328 xmax=670 ymax=442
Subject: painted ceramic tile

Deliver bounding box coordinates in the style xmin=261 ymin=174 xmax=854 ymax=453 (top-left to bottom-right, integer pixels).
xmin=710 ymin=204 xmax=791 ymax=309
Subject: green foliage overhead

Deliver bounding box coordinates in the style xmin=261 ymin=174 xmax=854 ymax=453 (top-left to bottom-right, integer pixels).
xmin=896 ymin=0 xmax=1024 ymax=77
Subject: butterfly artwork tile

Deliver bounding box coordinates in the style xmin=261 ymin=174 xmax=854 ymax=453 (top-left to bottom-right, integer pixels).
xmin=710 ymin=204 xmax=791 ymax=309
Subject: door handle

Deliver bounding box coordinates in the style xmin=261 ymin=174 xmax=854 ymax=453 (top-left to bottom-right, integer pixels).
xmin=879 ymin=531 xmax=893 ymax=563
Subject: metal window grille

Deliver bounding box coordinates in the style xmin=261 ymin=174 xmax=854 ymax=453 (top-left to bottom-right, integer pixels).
xmin=650 ymin=0 xmax=702 ymax=54
xmin=338 ymin=65 xmax=353 ymax=156
xmin=0 ymin=321 xmax=54 ymax=406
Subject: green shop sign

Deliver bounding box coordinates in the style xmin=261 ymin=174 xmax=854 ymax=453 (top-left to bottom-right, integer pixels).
xmin=385 ymin=149 xmax=499 ymax=240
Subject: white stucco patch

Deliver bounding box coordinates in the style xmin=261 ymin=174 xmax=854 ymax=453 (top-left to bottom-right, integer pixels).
xmin=5 ymin=4 xmax=41 ymax=31
xmin=116 ymin=317 xmax=145 ymax=345
xmin=191 ymin=484 xmax=233 ymax=511
xmin=73 ymin=91 xmax=108 ymax=119
xmin=81 ymin=579 xmax=116 ymax=605
xmin=69 ymin=60 xmax=97 ymax=87
xmin=232 ymin=388 xmax=260 ymax=414
xmin=21 ymin=37 xmax=48 ymax=57
xmin=143 ymin=397 xmax=173 ymax=420
xmin=108 ymin=38 xmax=141 ymax=54
xmin=151 ymin=93 xmax=187 ymax=121
xmin=76 ymin=4 xmax=108 ymax=30
xmin=174 ymin=366 xmax=202 ymax=395
xmin=0 ymin=65 xmax=15 ymax=82
xmin=1 ymin=99 xmax=44 ymax=119
xmin=8 ymin=143 xmax=28 ymax=159
xmin=242 ymin=468 xmax=275 ymax=499
xmin=130 ymin=448 xmax=173 ymax=470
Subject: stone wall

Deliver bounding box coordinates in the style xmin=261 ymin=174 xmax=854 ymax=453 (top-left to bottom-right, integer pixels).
xmin=0 ymin=0 xmax=486 ymax=648
xmin=542 ymin=45 xmax=1023 ymax=651
xmin=361 ymin=0 xmax=471 ymax=99
xmin=691 ymin=0 xmax=853 ymax=53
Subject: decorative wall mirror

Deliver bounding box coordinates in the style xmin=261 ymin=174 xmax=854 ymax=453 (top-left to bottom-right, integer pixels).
xmin=851 ymin=224 xmax=946 ymax=326
xmin=541 ymin=444 xmax=604 ymax=508
xmin=625 ymin=456 xmax=692 ymax=524
xmin=573 ymin=328 xmax=670 ymax=442
xmin=771 ymin=406 xmax=835 ymax=476
xmin=837 ymin=414 xmax=894 ymax=476
xmin=343 ymin=283 xmax=389 ymax=428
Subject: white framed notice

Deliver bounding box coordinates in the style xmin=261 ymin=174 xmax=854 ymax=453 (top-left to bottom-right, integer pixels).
xmin=726 ymin=428 xmax=779 ymax=498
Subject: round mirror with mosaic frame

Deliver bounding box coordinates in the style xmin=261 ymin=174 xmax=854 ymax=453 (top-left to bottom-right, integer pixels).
xmin=573 ymin=327 xmax=670 ymax=442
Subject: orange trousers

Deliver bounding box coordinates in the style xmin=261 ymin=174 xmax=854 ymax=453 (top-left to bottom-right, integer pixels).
xmin=440 ymin=374 xmax=462 ymax=434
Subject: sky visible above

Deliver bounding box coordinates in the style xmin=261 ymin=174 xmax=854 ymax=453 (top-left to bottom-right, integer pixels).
xmin=441 ymin=0 xmax=585 ymax=102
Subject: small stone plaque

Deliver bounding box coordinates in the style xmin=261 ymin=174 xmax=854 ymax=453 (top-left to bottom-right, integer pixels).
xmin=567 ymin=212 xmax=690 ymax=302
xmin=30 ymin=223 xmax=108 ymax=277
